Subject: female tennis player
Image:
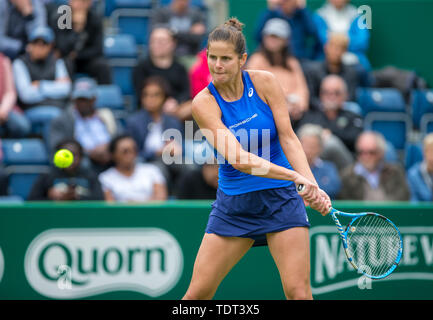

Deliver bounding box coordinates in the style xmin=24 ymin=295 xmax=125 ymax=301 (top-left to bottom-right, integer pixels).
xmin=182 ymin=18 xmax=331 ymax=300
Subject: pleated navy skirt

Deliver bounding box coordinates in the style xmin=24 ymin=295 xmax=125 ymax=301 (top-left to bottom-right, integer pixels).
xmin=205 ymin=184 xmax=310 ymax=246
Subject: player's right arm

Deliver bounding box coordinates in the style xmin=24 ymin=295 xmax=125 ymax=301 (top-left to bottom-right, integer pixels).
xmin=191 ymin=89 xmax=310 ymax=185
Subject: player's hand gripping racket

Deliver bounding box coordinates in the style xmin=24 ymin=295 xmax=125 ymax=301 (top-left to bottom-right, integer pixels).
xmin=296 ymin=184 xmax=403 ymax=279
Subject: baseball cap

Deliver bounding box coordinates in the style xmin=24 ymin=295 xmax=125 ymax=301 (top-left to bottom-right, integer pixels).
xmin=262 ymin=18 xmax=291 ymax=39
xmin=29 ymin=26 xmax=54 ymax=43
xmin=71 ymin=78 xmax=98 ymax=100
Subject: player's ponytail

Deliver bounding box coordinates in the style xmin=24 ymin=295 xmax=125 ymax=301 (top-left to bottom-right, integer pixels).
xmin=224 ymin=18 xmax=244 ymax=32
xmin=208 ymin=17 xmax=246 ymax=57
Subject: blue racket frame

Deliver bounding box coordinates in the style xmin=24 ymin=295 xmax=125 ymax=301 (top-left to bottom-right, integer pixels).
xmin=329 ymin=208 xmax=403 ymax=279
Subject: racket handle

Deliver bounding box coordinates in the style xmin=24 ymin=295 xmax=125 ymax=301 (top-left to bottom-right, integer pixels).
xmin=297 ymin=184 xmax=333 ymax=215
xmin=296 ymin=184 xmax=306 ymax=194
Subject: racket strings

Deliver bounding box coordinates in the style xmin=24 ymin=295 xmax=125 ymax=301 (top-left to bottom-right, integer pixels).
xmin=346 ymin=214 xmax=400 ymax=277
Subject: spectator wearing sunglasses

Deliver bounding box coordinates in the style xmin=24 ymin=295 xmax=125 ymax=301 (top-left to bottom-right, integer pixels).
xmin=339 ymin=131 xmax=410 ymax=201
xmin=98 ymin=134 xmax=168 ymax=203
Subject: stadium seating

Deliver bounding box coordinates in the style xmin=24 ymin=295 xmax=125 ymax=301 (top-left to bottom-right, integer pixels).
xmin=404 ymin=142 xmax=423 ymax=170
xmin=1 ymin=139 xmax=50 ymax=200
xmin=104 ymin=34 xmax=138 ymax=58
xmin=103 ymin=34 xmax=138 ymax=107
xmin=24 ymin=106 xmax=62 ymax=142
xmin=158 ymin=0 xmax=207 ymax=11
xmin=95 ymin=84 xmax=125 ymax=110
xmin=105 ymin=0 xmax=152 ymax=17
xmin=364 ymin=112 xmax=411 ymax=151
xmin=357 ymin=88 xmax=411 ymax=150
xmin=356 ymin=87 xmax=406 ymax=115
xmin=110 ymin=8 xmax=151 ymax=46
xmin=2 ymin=139 xmax=49 ymax=166
xmin=410 ymin=89 xmax=433 ymax=130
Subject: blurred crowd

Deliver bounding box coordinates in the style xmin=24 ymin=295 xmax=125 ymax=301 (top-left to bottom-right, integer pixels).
xmin=0 ymin=0 xmax=431 ymax=203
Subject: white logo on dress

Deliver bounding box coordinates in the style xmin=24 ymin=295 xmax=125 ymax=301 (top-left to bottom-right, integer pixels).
xmin=248 ymin=88 xmax=254 ymax=97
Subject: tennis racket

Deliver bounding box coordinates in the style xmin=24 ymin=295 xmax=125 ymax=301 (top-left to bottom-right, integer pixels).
xmin=296 ymin=184 xmax=403 ymax=279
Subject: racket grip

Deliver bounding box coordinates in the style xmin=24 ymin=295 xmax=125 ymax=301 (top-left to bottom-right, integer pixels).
xmin=296 ymin=184 xmax=306 ymax=194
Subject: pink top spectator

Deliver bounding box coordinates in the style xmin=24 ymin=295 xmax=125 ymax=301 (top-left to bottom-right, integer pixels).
xmin=189 ymin=49 xmax=212 ymax=98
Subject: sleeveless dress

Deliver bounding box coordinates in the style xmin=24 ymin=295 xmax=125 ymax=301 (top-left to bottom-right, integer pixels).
xmin=205 ymin=71 xmax=309 ymax=246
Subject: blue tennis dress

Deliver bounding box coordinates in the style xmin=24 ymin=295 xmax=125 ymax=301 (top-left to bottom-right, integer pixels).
xmin=205 ymin=71 xmax=310 ymax=246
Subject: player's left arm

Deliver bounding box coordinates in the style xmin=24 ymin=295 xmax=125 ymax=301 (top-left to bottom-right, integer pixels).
xmin=249 ymin=70 xmax=315 ymax=182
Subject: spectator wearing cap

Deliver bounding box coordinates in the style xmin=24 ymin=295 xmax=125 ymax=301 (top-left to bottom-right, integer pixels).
xmin=151 ymin=0 xmax=207 ymax=58
xmin=0 ymin=0 xmax=47 ymax=59
xmin=254 ymin=0 xmax=320 ymax=60
xmin=49 ymin=77 xmax=119 ymax=172
xmin=12 ymin=26 xmax=71 ymax=139
xmin=48 ymin=0 xmax=112 ymax=84
xmin=12 ymin=26 xmax=71 ymax=110
xmin=0 ymin=52 xmax=31 ymax=138
xmin=247 ymin=18 xmax=310 ymax=124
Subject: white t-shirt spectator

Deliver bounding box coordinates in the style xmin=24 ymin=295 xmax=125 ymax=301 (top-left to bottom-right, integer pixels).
xmin=99 ymin=163 xmax=165 ymax=202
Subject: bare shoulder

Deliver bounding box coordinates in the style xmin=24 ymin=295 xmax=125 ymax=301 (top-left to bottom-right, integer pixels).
xmin=245 ymin=69 xmax=280 ymax=101
xmin=246 ymin=70 xmax=277 ymax=90
xmin=191 ymin=87 xmax=220 ymax=119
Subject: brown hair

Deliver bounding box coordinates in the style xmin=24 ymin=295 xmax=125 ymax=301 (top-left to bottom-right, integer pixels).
xmin=207 ymin=18 xmax=246 ymax=57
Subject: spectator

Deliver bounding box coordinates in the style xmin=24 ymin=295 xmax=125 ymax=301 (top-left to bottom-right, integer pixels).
xmin=99 ymin=134 xmax=168 ymax=203
xmin=126 ymin=76 xmax=185 ymax=195
xmin=0 ymin=52 xmax=31 ymax=138
xmin=298 ymin=124 xmax=341 ymax=199
xmin=304 ymin=32 xmax=367 ymax=105
xmin=189 ymin=48 xmax=212 ymax=98
xmin=297 ymin=74 xmax=363 ymax=152
xmin=247 ymin=18 xmax=309 ymax=123
xmin=339 ymin=131 xmax=410 ymax=201
xmin=13 ymin=26 xmax=71 ymax=110
xmin=151 ymin=0 xmax=207 ymax=58
xmin=407 ymin=133 xmax=433 ymax=202
xmin=176 ymin=160 xmax=218 ymax=200
xmin=314 ymin=0 xmax=371 ymax=71
xmin=12 ymin=26 xmax=71 ymax=139
xmin=0 ymin=0 xmax=47 ymax=59
xmin=49 ymin=77 xmax=119 ymax=172
xmin=28 ymin=139 xmax=105 ymax=201
xmin=254 ymin=0 xmax=320 ymax=60
xmin=133 ymin=26 xmax=192 ymax=121
xmin=49 ymin=0 xmax=112 ymax=84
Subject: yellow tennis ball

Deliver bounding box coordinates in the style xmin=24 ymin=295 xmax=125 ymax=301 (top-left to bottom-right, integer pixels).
xmin=54 ymin=149 xmax=74 ymax=168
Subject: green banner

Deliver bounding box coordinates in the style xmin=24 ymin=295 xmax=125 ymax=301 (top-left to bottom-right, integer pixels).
xmin=0 ymin=201 xmax=432 ymax=300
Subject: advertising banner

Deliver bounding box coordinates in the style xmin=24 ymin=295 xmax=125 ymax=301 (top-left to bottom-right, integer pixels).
xmin=0 ymin=201 xmax=432 ymax=300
